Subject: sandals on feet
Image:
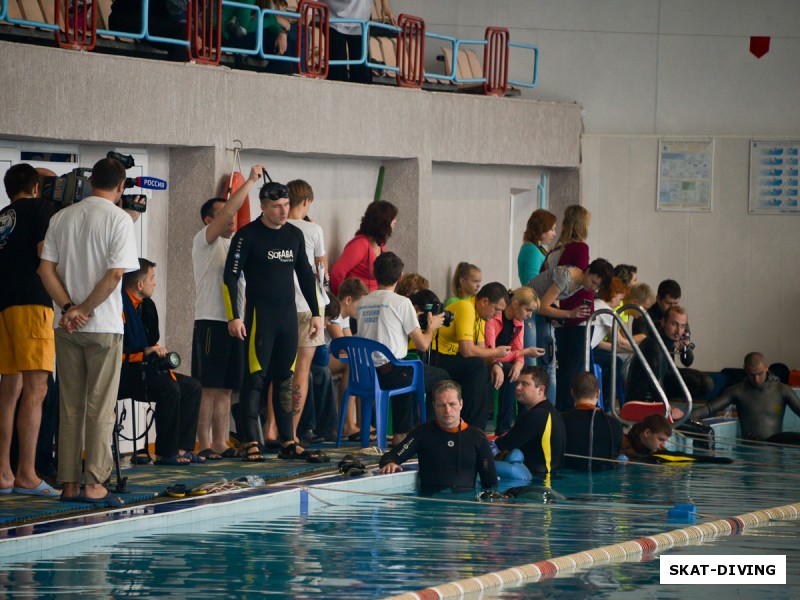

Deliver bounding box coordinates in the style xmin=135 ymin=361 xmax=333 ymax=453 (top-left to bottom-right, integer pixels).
xmin=154 ymin=454 xmax=191 ymax=466
xmin=197 ymin=448 xmax=223 ymax=460
xmin=241 ymin=442 xmax=266 ymax=462
xmin=277 ymin=443 xmax=330 ymax=463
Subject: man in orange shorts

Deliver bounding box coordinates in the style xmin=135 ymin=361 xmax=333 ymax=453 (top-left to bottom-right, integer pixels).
xmin=0 ymin=163 xmax=58 ymax=496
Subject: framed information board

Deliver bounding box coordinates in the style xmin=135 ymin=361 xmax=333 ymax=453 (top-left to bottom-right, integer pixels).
xmin=657 ymin=139 xmax=714 ymax=212
xmin=749 ymin=141 xmax=800 ymax=215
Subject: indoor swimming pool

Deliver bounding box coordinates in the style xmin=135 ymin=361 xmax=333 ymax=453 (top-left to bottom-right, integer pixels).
xmin=1 ymin=438 xmax=798 ymax=598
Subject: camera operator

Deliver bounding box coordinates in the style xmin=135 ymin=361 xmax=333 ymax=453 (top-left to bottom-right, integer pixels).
xmin=355 ymin=253 xmax=450 ymax=446
xmin=120 ymin=259 xmax=203 ymax=466
xmin=430 ymin=282 xmax=512 ymax=432
xmin=625 ymin=305 xmax=712 ymax=414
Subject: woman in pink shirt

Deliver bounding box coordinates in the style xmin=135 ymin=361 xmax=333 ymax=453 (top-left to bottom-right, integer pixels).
xmin=485 ymin=287 xmax=544 ymax=434
xmin=330 ymin=201 xmax=398 ymax=295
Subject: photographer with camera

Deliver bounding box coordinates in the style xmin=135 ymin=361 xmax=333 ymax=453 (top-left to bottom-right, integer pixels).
xmin=625 ymin=305 xmax=711 ymax=415
xmin=120 ymin=259 xmax=203 ymax=466
xmin=38 ymin=158 xmax=140 ymax=506
xmin=430 ymin=282 xmax=512 ymax=432
xmin=355 ymin=252 xmax=450 ymax=446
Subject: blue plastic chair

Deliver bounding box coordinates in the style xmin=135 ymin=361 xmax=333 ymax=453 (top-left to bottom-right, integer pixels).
xmin=330 ymin=336 xmax=426 ymax=450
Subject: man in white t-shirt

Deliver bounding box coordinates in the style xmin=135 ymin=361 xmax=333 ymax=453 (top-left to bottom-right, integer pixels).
xmin=278 ymin=179 xmax=328 ymax=444
xmin=38 ymin=158 xmax=140 ymax=507
xmin=190 ymin=166 xmax=261 ymax=460
xmin=356 ymin=252 xmax=450 ymax=446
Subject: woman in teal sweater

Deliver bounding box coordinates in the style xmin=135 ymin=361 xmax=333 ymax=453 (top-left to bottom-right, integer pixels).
xmin=517 ymin=209 xmax=557 ymax=366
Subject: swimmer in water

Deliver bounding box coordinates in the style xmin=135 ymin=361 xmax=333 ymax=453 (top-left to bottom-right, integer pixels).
xmin=692 ymin=352 xmax=800 ymax=442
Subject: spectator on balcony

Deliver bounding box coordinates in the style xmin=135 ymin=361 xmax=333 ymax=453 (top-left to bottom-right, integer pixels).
xmin=109 ymin=0 xmax=192 ymax=62
xmin=321 ymin=0 xmax=395 ymax=84
xmin=223 ymin=0 xmax=297 ymax=74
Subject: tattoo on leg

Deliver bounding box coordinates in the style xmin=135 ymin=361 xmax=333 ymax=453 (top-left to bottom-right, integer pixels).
xmin=279 ymin=378 xmax=295 ymax=414
xmin=291 ymin=384 xmax=302 ymax=415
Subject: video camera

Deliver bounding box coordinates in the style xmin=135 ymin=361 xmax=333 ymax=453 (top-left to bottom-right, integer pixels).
xmin=40 ymin=151 xmax=167 ymax=213
xmin=418 ymin=302 xmax=454 ymax=330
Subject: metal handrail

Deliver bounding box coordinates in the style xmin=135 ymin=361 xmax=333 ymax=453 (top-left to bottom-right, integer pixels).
xmin=219 ymin=1 xmax=262 ymax=56
xmin=583 ymin=304 xmax=692 ymax=427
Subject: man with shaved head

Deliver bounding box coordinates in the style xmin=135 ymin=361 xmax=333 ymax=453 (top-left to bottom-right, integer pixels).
xmin=692 ymin=352 xmax=800 ymax=441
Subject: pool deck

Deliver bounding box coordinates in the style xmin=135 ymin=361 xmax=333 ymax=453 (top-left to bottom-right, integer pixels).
xmin=0 ymin=440 xmax=376 ymax=532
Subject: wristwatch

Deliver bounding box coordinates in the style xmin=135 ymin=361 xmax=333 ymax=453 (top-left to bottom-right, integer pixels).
xmin=61 ymin=303 xmax=73 ymax=315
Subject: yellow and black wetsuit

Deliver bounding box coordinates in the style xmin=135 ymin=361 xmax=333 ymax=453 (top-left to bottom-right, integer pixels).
xmin=223 ymin=219 xmax=319 ymax=444
xmin=495 ymin=400 xmax=566 ymax=477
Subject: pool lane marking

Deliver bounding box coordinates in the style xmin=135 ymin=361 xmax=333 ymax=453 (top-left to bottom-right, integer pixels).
xmin=382 ymin=501 xmax=800 ymax=600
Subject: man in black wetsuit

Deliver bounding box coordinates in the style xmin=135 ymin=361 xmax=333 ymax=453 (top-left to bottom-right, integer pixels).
xmin=621 ymin=414 xmax=672 ymax=459
xmin=495 ymin=366 xmax=565 ymax=477
xmin=561 ymin=372 xmax=623 ymax=471
xmin=691 ymin=352 xmax=800 ymax=441
xmin=224 ymin=180 xmax=324 ymax=463
xmin=378 ymin=380 xmax=497 ymax=493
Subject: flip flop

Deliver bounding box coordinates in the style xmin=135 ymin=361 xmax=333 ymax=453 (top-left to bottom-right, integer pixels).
xmin=12 ymin=480 xmax=59 ymax=496
xmin=197 ymin=448 xmax=223 ymax=460
xmin=76 ymin=493 xmax=124 ymax=508
xmin=181 ymin=451 xmax=206 ymax=464
xmin=164 ymin=484 xmax=186 ymax=498
xmin=0 ymin=487 xmax=12 ymax=495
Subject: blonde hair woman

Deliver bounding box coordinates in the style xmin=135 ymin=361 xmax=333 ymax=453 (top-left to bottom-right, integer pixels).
xmin=484 ymin=287 xmax=546 ymax=434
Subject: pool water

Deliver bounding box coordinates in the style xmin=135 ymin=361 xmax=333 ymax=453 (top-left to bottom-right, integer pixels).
xmin=1 ymin=442 xmax=799 ymax=598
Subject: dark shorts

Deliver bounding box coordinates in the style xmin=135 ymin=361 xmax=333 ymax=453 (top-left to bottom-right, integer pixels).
xmin=191 ymin=320 xmax=244 ymax=390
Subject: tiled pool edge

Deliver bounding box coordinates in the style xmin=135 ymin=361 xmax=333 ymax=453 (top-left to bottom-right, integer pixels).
xmin=0 ymin=469 xmax=419 ymax=560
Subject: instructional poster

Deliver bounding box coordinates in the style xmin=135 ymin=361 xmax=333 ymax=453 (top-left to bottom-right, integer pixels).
xmin=749 ymin=141 xmax=800 ymax=215
xmin=656 ymin=139 xmax=714 ymax=211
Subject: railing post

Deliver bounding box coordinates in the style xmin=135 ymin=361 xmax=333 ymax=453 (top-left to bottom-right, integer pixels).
xmin=188 ymin=0 xmax=223 ymax=65
xmin=298 ymin=0 xmax=329 ymax=78
xmin=54 ymin=0 xmax=97 ymax=50
xmin=483 ymin=26 xmax=509 ymax=96
xmin=396 ymin=14 xmax=425 ymax=88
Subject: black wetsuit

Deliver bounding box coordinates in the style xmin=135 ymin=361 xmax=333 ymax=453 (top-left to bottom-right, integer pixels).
xmin=495 ymin=400 xmax=566 ymax=476
xmin=379 ymin=421 xmax=497 ymax=493
xmin=223 ymin=219 xmax=319 ymax=444
xmin=561 ymin=406 xmax=623 ymax=471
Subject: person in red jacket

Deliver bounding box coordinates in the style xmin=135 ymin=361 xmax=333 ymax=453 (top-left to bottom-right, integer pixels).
xmin=330 ymin=201 xmax=398 ymax=295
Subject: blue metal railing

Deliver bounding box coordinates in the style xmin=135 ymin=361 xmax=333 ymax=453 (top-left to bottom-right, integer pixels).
xmin=0 ymin=1 xmax=538 ymax=89
xmin=451 ymin=38 xmax=487 ymax=84
xmin=364 ymin=20 xmax=400 ymax=75
xmin=509 ymin=40 xmax=539 ymax=89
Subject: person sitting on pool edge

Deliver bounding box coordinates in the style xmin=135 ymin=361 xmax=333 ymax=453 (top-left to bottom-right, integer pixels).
xmin=691 ymin=352 xmax=800 ymax=444
xmin=378 ymin=380 xmax=498 ymax=494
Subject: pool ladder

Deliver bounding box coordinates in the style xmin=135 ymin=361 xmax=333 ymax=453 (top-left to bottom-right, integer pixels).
xmin=583 ymin=304 xmax=692 ymax=427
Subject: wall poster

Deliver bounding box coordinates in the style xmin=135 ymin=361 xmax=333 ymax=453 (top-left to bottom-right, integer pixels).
xmin=657 ymin=139 xmax=714 ymax=212
xmin=749 ymin=141 xmax=800 ymax=215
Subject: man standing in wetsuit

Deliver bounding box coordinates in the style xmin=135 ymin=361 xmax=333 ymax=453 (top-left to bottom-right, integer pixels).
xmin=378 ymin=380 xmax=497 ymax=493
xmin=224 ymin=180 xmax=324 ymax=463
xmin=495 ymin=366 xmax=565 ymax=477
xmin=691 ymin=352 xmax=800 ymax=441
